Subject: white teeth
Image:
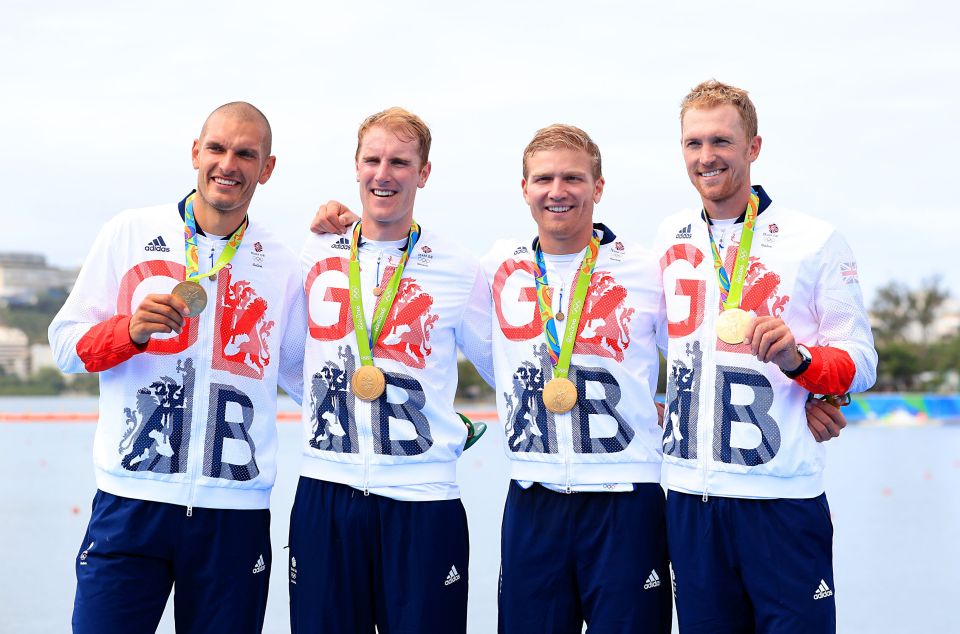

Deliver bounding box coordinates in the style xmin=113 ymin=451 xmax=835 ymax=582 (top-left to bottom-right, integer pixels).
xmin=546 ymin=206 xmax=572 ymax=213
xmin=214 ymin=177 xmax=238 ymax=186
xmin=373 ymin=189 xmax=396 ymax=197
xmin=701 ymin=170 xmax=722 ymax=177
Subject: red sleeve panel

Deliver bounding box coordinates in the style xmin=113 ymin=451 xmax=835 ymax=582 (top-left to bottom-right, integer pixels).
xmin=794 ymin=346 xmax=855 ymax=395
xmin=76 ymin=315 xmax=147 ymax=372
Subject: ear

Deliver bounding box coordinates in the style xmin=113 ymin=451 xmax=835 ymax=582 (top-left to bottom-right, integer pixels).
xmin=258 ymin=155 xmax=277 ymax=185
xmin=417 ymin=161 xmax=432 ymax=188
xmin=521 ymin=177 xmax=530 ymax=206
xmin=593 ymin=176 xmax=605 ymax=204
xmin=191 ymin=139 xmax=201 ymax=169
xmin=748 ymin=135 xmax=762 ymax=162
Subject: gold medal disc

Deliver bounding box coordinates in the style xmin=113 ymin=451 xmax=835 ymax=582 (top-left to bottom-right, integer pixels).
xmin=716 ymin=308 xmax=752 ymax=345
xmin=555 ymin=311 xmax=565 ymax=322
xmin=372 ymin=286 xmax=383 ymax=297
xmin=351 ymin=366 xmax=386 ymax=401
xmin=542 ymin=377 xmax=577 ymax=414
xmin=171 ymin=281 xmax=208 ymax=317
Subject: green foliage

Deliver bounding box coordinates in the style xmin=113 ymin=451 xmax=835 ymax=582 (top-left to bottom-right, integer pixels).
xmin=871 ymin=277 xmax=957 ymax=392
xmin=873 ymin=341 xmax=921 ymax=391
xmin=456 ymin=359 xmax=494 ymax=402
xmin=0 ymin=368 xmax=65 ymax=395
xmin=0 ymin=288 xmax=68 ymax=345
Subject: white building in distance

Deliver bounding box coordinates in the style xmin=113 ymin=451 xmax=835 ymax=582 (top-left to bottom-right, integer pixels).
xmin=0 ymin=326 xmax=29 ymax=378
xmin=0 ymin=252 xmax=78 ymax=303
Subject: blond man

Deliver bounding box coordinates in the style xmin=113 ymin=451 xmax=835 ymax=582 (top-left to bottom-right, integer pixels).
xmin=657 ymin=80 xmax=876 ymax=633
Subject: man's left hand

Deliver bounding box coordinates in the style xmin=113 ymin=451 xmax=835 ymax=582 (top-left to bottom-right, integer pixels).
xmin=805 ymin=398 xmax=848 ymax=442
xmin=744 ymin=316 xmax=803 ymax=371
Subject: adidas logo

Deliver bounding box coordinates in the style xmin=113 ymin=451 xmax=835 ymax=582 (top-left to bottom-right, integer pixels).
xmin=643 ymin=569 xmax=662 ymax=590
xmin=79 ymin=541 xmax=94 ymax=566
xmin=252 ymin=554 xmax=266 ymax=574
xmin=444 ymin=565 xmax=461 ymax=586
xmin=332 ymin=236 xmax=350 ymax=250
xmin=513 ymin=246 xmax=529 ymax=255
xmin=813 ymin=579 xmax=833 ymax=600
xmin=144 ymin=236 xmax=171 ymax=252
xmin=675 ymin=224 xmax=692 ymax=239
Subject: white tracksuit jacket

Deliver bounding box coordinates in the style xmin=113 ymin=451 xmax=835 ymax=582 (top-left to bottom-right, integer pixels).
xmin=49 ymin=195 xmax=306 ymax=510
xmin=481 ymin=224 xmax=666 ymax=489
xmin=655 ymin=188 xmax=877 ymax=499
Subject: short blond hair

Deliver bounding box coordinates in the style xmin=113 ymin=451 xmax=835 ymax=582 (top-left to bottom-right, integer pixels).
xmin=522 ymin=124 xmax=602 ymax=180
xmin=355 ymin=107 xmax=432 ymax=167
xmin=680 ymin=79 xmax=758 ymax=139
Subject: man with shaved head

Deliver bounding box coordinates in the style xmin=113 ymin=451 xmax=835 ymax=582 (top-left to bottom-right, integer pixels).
xmin=50 ymin=102 xmax=307 ymax=633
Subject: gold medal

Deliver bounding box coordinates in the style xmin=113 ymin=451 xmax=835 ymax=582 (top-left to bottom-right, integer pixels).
xmin=542 ymin=377 xmax=577 ymax=414
xmin=555 ymin=311 xmax=565 ymax=322
xmin=716 ymin=308 xmax=752 ymax=345
xmin=171 ymin=281 xmax=208 ymax=317
xmin=372 ymin=286 xmax=383 ymax=297
xmin=351 ymin=366 xmax=386 ymax=401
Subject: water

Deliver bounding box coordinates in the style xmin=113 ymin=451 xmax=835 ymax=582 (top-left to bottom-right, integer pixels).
xmin=1 ymin=396 xmax=958 ymax=633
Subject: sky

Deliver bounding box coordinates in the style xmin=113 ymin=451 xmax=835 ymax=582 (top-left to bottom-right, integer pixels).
xmin=3 ymin=0 xmax=957 ymax=306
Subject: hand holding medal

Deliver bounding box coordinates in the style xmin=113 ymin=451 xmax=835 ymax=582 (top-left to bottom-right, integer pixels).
xmin=127 ymin=293 xmax=190 ymax=344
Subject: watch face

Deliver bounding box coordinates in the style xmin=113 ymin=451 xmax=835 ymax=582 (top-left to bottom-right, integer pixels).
xmin=797 ymin=345 xmax=812 ymax=362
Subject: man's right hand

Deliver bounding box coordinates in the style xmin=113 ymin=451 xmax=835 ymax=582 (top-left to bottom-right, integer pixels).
xmin=128 ymin=294 xmax=189 ymax=344
xmin=311 ymin=200 xmax=359 ymax=235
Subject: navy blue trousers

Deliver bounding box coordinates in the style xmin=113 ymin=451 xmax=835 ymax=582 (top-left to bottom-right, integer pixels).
xmin=498 ymin=482 xmax=672 ymax=634
xmin=288 ymin=477 xmax=469 ymax=634
xmin=72 ymin=490 xmax=272 ymax=634
xmin=667 ymin=490 xmax=837 ymax=633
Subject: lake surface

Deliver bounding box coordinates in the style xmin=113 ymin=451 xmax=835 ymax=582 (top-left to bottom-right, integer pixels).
xmin=1 ymin=396 xmax=958 ymax=633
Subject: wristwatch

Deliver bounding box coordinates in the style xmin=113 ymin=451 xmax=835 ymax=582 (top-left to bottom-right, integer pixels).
xmin=783 ymin=344 xmax=812 ymax=379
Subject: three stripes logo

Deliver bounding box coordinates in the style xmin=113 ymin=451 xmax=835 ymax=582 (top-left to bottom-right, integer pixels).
xmin=332 ymin=236 xmax=350 ymax=250
xmin=813 ymin=579 xmax=833 ymax=600
xmin=252 ymin=554 xmax=266 ymax=575
xmin=444 ymin=565 xmax=461 ymax=586
xmin=643 ymin=569 xmax=662 ymax=590
xmin=144 ymin=236 xmax=171 ymax=252
xmin=675 ymin=224 xmax=692 ymax=239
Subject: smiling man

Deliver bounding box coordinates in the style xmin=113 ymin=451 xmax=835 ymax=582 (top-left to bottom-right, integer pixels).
xmin=49 ymin=102 xmax=307 ymax=633
xmin=482 ymin=124 xmax=672 ymax=633
xmin=292 ymin=107 xmax=492 ymax=634
xmin=656 ymin=80 xmax=877 ymax=633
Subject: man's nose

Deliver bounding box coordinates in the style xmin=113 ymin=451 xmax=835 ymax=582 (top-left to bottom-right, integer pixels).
xmin=699 ymin=144 xmax=716 ymax=166
xmin=548 ymin=180 xmax=565 ymax=199
xmin=220 ymin=151 xmax=239 ymax=173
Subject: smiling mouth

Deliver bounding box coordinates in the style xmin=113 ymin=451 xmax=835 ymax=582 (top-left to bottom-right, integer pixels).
xmin=699 ymin=169 xmax=724 ymax=178
xmin=372 ymin=189 xmax=397 ymax=198
xmin=546 ymin=205 xmax=573 ymax=213
xmin=213 ymin=176 xmax=240 ymax=186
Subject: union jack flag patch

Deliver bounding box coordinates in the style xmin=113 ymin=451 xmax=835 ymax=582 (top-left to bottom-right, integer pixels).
xmin=841 ymin=262 xmax=859 ymax=285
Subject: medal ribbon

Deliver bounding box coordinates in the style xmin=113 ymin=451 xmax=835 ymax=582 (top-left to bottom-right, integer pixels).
xmin=348 ymin=221 xmax=421 ymax=367
xmin=532 ymin=231 xmax=601 ymax=378
xmin=183 ymin=192 xmax=247 ymax=282
xmin=705 ymin=188 xmax=759 ymax=309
